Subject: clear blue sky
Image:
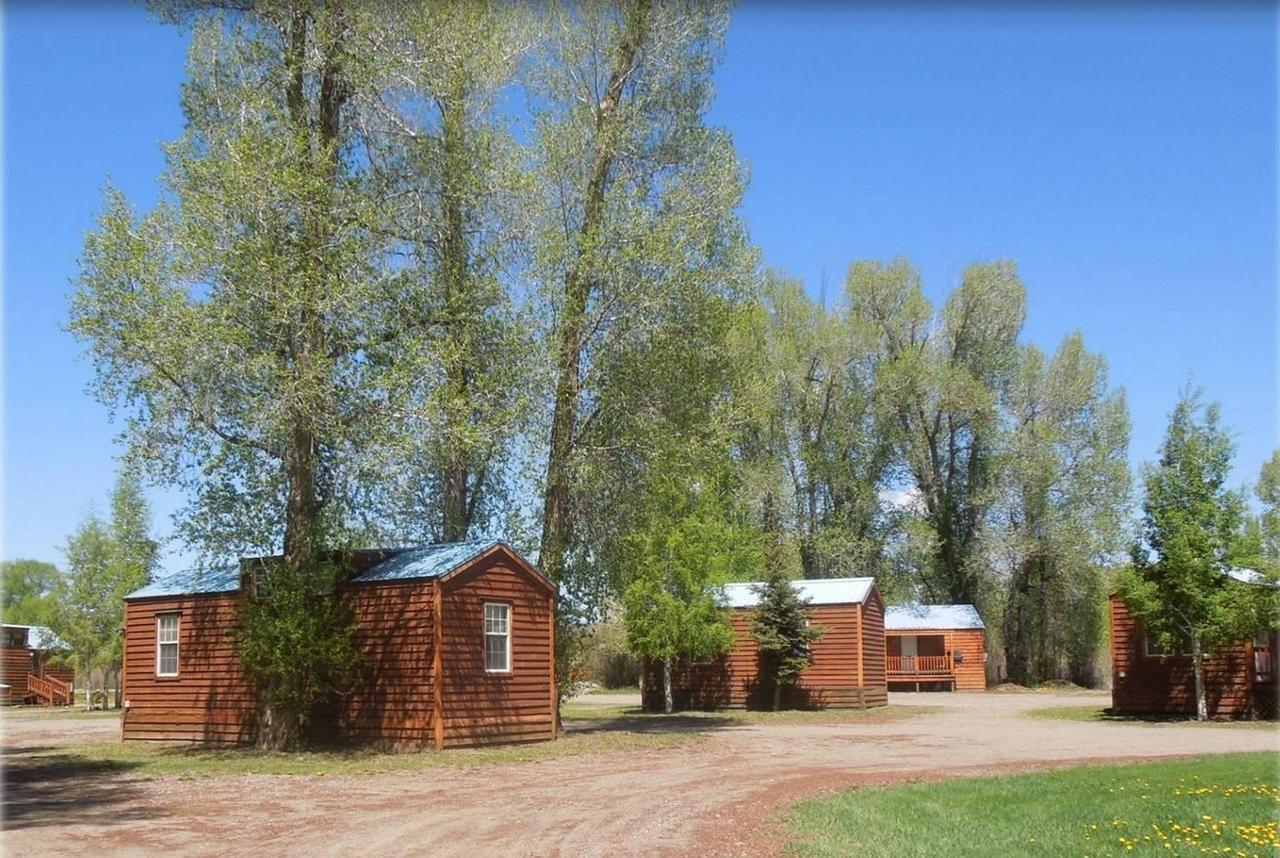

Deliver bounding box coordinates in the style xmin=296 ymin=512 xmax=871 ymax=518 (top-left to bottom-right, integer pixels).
xmin=4 ymin=2 xmax=1276 ymax=568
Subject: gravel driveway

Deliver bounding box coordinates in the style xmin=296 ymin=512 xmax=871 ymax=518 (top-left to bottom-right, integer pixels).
xmin=3 ymin=692 xmax=1276 ymax=857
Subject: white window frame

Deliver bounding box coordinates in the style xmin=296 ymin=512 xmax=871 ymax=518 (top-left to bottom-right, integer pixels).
xmin=1144 ymin=633 xmax=1181 ymax=658
xmin=483 ymin=602 xmax=511 ymax=674
xmin=156 ymin=613 xmax=180 ymax=677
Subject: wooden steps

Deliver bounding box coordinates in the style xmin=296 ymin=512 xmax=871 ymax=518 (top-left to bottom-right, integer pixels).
xmin=27 ymin=673 xmax=72 ymax=706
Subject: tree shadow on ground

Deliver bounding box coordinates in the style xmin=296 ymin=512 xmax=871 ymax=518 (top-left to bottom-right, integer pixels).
xmin=562 ymin=708 xmax=743 ymax=736
xmin=1098 ymin=710 xmax=1275 ymax=725
xmin=2 ymin=745 xmax=154 ymax=831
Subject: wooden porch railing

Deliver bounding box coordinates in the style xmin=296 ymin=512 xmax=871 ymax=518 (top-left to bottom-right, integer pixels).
xmin=27 ymin=673 xmax=72 ymax=706
xmin=887 ymin=654 xmax=954 ymax=677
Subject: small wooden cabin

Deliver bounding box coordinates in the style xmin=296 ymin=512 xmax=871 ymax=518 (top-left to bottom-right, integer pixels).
xmin=885 ymin=604 xmax=986 ymax=691
xmin=642 ymin=577 xmax=887 ymax=711
xmin=1110 ymin=587 xmax=1278 ymax=720
xmin=122 ymin=540 xmax=556 ymax=748
xmin=0 ymin=624 xmax=74 ymax=706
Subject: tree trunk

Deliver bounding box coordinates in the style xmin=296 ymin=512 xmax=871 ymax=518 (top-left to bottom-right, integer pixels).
xmin=662 ymin=657 xmax=673 ymax=715
xmin=1003 ymin=556 xmax=1034 ymax=685
xmin=539 ymin=1 xmax=650 ymax=584
xmin=440 ymin=80 xmax=472 ymax=543
xmin=1191 ymin=632 xmax=1208 ymax=721
xmin=772 ymin=678 xmax=782 ymax=712
xmin=255 ymin=0 xmax=348 ymax=753
xmin=255 ymin=694 xmax=300 ymax=751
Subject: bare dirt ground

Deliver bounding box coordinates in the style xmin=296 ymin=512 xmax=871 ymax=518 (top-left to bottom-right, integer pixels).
xmin=3 ymin=693 xmax=1276 ymax=857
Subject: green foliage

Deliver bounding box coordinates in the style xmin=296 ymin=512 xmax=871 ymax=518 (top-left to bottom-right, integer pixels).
xmin=363 ymin=2 xmax=537 ymax=542
xmin=735 ymin=272 xmax=896 ymax=581
xmin=1000 ymin=335 xmax=1131 ymax=684
xmin=235 ymin=560 xmax=361 ymax=750
xmin=1120 ymin=390 xmax=1278 ymax=717
xmin=751 ymin=566 xmax=824 ymax=708
xmin=1 ymin=559 xmax=64 ymax=627
xmin=579 ymin=603 xmax=641 ymax=689
xmin=849 ymin=258 xmax=1026 ymax=604
xmin=622 ymin=483 xmax=756 ymax=669
xmin=533 ymin=0 xmax=755 ymax=594
xmin=1256 ymin=449 xmax=1280 ymax=568
xmin=57 ymin=470 xmax=157 ymax=692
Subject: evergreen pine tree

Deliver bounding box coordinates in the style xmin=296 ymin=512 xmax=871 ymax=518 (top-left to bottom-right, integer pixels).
xmin=751 ymin=567 xmax=823 ymax=711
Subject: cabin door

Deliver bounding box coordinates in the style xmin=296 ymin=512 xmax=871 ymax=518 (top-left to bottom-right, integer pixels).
xmin=900 ymin=635 xmax=917 ymax=671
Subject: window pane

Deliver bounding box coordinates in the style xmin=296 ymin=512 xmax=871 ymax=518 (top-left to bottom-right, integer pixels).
xmin=159 ymin=643 xmax=178 ymax=675
xmin=487 ymin=637 xmax=506 ymax=670
xmin=484 ymin=604 xmax=508 ymax=634
xmin=485 ymin=634 xmax=508 ymax=671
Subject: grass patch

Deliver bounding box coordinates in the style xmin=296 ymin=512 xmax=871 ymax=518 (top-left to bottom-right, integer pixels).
xmin=2 ymin=707 xmax=122 ymax=720
xmin=561 ymin=702 xmax=935 ymax=725
xmin=1025 ymin=705 xmax=1280 ymax=728
xmin=786 ymin=752 xmax=1280 ymax=858
xmin=3 ymin=729 xmax=701 ymax=778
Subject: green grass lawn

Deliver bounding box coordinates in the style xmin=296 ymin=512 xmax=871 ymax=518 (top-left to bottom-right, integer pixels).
xmin=1025 ymin=705 xmax=1280 ymax=729
xmin=561 ymin=702 xmax=936 ymax=725
xmin=786 ymin=753 xmax=1280 ymax=858
xmin=2 ymin=706 xmax=122 ymax=719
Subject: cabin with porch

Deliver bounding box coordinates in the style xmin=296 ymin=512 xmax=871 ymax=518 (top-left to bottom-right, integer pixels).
xmin=0 ymin=624 xmax=74 ymax=706
xmin=885 ymin=604 xmax=986 ymax=691
xmin=1109 ymin=579 xmax=1278 ymax=719
xmin=121 ymin=540 xmax=557 ymax=748
xmin=641 ymin=577 xmax=887 ymax=711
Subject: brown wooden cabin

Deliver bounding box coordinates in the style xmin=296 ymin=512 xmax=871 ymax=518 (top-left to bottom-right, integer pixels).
xmin=885 ymin=604 xmax=986 ymax=691
xmin=1110 ymin=586 xmax=1278 ymax=720
xmin=0 ymin=624 xmax=74 ymax=706
xmin=121 ymin=540 xmax=556 ymax=748
xmin=642 ymin=577 xmax=887 ymax=711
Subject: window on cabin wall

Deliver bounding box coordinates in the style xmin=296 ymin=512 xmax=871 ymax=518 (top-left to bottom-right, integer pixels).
xmin=1144 ymin=630 xmax=1190 ymax=657
xmin=484 ymin=603 xmax=510 ymax=673
xmin=156 ymin=613 xmax=180 ymax=676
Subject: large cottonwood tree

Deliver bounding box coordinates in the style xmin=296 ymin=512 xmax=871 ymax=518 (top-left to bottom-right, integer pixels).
xmin=362 ymin=2 xmax=536 ymax=543
xmin=848 ymin=258 xmax=1026 ymax=604
xmin=999 ymin=336 xmax=1130 ymax=684
xmin=530 ymin=0 xmax=753 ymax=593
xmin=750 ymin=273 xmax=895 ymax=580
xmin=71 ymin=1 xmax=406 ymax=748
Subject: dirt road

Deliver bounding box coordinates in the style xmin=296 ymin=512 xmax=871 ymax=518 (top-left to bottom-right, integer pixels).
xmin=3 ymin=693 xmax=1276 ymax=857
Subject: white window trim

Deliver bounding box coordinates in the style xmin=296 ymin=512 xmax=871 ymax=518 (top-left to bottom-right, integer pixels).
xmin=156 ymin=613 xmax=180 ymax=677
xmin=1144 ymin=634 xmax=1179 ymax=658
xmin=484 ymin=602 xmax=511 ymax=674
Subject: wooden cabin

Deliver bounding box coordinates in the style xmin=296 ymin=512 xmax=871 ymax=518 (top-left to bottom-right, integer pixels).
xmin=1110 ymin=585 xmax=1278 ymax=720
xmin=642 ymin=577 xmax=887 ymax=711
xmin=121 ymin=540 xmax=556 ymax=748
xmin=0 ymin=624 xmax=74 ymax=706
xmin=885 ymin=604 xmax=986 ymax=691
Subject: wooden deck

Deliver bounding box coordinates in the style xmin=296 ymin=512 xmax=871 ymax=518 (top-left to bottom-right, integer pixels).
xmin=886 ymin=654 xmax=956 ymax=689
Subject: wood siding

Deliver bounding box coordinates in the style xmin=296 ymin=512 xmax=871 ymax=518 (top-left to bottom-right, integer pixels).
xmin=643 ymin=586 xmax=888 ymax=711
xmin=0 ymin=646 xmax=32 ymax=695
xmin=886 ymin=628 xmax=986 ymax=690
xmin=1109 ymin=595 xmax=1269 ymax=719
xmin=122 ymin=594 xmax=257 ymax=743
xmin=308 ymin=580 xmax=438 ymax=749
xmin=440 ymin=555 xmax=555 ymax=747
xmin=122 ymin=545 xmax=556 ymax=748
